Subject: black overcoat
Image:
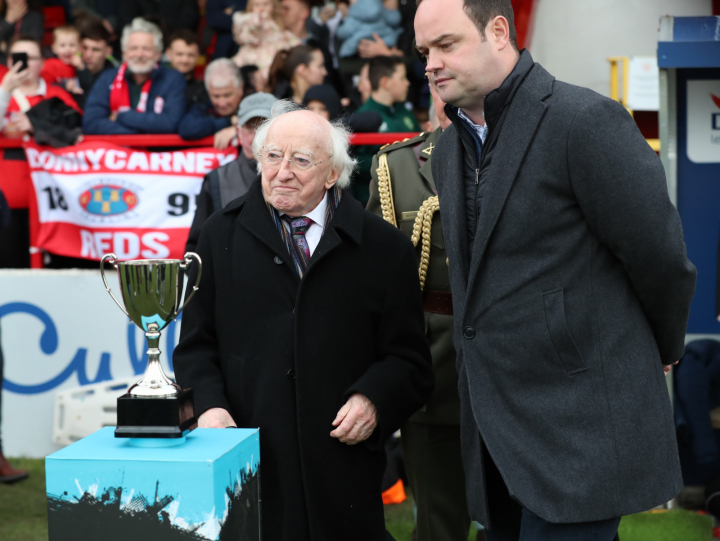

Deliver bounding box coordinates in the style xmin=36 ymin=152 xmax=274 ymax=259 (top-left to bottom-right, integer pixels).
xmin=431 ymin=63 xmax=697 ymax=525
xmin=173 ymin=181 xmax=434 ymax=541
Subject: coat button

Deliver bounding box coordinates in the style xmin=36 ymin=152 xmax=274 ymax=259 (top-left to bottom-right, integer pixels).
xmin=463 ymin=326 xmax=475 ymax=339
xmin=274 ymin=256 xmax=283 ymax=264
xmin=287 ymin=369 xmax=295 ymax=380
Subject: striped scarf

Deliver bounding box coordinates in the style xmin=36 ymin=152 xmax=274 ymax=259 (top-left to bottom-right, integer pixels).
xmin=268 ymin=186 xmax=342 ymax=278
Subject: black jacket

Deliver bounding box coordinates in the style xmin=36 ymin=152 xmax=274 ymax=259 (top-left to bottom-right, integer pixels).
xmin=447 ymin=49 xmax=534 ymax=254
xmin=184 ymin=154 xmax=258 ymax=253
xmin=432 ymin=57 xmax=696 ymax=525
xmin=174 ymin=181 xmax=434 ymax=541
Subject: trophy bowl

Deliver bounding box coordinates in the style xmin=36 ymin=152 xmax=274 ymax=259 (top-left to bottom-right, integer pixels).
xmin=101 ymin=253 xmax=202 ymax=439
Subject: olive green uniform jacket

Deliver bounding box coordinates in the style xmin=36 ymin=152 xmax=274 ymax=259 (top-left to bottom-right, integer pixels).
xmin=367 ymin=128 xmax=460 ymax=426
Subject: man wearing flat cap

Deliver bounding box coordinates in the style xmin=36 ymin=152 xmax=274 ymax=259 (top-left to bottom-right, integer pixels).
xmin=173 ymin=100 xmax=434 ymax=541
xmin=186 ymin=92 xmax=278 ymax=253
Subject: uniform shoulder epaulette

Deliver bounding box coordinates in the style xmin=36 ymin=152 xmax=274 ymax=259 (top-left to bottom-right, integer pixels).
xmin=378 ymin=132 xmax=429 ymax=154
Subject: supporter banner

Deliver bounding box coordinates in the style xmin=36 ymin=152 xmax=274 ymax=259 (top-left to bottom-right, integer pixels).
xmin=24 ymin=141 xmax=237 ymax=260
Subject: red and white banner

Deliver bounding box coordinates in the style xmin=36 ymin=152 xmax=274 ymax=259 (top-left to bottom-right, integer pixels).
xmin=25 ymin=141 xmax=237 ymax=261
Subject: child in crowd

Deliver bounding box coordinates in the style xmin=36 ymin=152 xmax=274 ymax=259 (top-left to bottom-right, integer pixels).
xmin=231 ymin=0 xmax=299 ymax=87
xmin=336 ymin=0 xmax=401 ymax=58
xmin=41 ymin=26 xmax=83 ymax=92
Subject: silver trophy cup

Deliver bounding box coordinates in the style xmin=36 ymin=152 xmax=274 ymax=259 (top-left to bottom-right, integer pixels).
xmin=100 ymin=253 xmax=202 ymax=438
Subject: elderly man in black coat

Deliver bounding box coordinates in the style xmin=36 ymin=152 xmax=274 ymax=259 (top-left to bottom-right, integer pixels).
xmin=173 ymin=102 xmax=434 ymax=541
xmin=415 ymin=0 xmax=696 ymax=540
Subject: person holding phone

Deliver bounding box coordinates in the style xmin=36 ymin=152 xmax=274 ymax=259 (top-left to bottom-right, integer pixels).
xmin=0 ymin=35 xmax=81 ymax=137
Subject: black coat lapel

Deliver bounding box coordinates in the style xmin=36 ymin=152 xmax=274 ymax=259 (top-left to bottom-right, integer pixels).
xmin=432 ymin=125 xmax=469 ymax=287
xmin=237 ymin=181 xmax=297 ymax=271
xmin=307 ymin=193 xmax=363 ymax=273
xmin=465 ymin=88 xmax=548 ymax=300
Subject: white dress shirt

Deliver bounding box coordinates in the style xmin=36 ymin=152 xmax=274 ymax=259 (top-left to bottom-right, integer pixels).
xmin=458 ymin=108 xmax=489 ymax=144
xmin=280 ymin=191 xmax=328 ymax=256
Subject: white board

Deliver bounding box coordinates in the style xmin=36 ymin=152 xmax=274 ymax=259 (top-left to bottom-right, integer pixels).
xmin=0 ymin=270 xmax=182 ymax=458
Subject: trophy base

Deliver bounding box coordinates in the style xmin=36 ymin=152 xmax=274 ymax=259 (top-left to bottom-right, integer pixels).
xmin=115 ymin=388 xmax=196 ymax=439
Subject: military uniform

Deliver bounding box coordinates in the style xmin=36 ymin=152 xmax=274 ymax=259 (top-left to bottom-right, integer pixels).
xmin=367 ymin=129 xmax=471 ymax=541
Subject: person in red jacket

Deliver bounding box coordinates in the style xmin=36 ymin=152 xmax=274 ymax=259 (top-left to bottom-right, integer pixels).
xmin=0 ymin=36 xmax=82 ymax=137
xmin=41 ymin=25 xmax=83 ymax=91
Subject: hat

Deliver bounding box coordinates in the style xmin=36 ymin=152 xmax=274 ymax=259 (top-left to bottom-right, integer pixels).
xmin=302 ymin=84 xmax=341 ymax=121
xmin=237 ymin=92 xmax=278 ymax=127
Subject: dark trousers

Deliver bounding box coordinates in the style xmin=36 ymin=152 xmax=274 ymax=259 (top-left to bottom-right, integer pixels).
xmin=483 ymin=446 xmax=621 ymax=541
xmin=402 ymin=422 xmax=471 ymax=541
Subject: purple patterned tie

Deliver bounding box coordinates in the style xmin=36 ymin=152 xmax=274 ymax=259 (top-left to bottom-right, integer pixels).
xmin=281 ymin=215 xmax=313 ymax=272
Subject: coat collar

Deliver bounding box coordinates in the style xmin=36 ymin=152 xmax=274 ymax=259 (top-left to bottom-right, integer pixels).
xmin=463 ymin=63 xmax=554 ymax=303
xmin=432 ymin=124 xmax=470 ymax=286
xmin=225 ymin=179 xmax=364 ymax=272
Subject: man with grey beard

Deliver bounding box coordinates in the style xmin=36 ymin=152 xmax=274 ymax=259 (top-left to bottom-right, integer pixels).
xmin=83 ymin=17 xmax=186 ymax=135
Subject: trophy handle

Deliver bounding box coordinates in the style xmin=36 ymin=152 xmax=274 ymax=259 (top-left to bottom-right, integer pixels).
xmin=100 ymin=253 xmax=129 ymax=318
xmin=175 ymin=252 xmax=203 ymax=318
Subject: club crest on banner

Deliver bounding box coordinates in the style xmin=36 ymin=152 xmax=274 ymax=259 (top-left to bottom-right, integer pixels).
xmin=79 ymin=185 xmax=139 ymax=216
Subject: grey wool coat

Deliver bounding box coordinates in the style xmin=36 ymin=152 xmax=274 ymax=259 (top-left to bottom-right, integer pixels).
xmin=431 ymin=62 xmax=697 ymax=525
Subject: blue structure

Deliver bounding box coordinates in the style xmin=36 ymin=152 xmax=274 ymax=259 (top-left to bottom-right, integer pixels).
xmin=46 ymin=427 xmax=260 ymax=541
xmin=658 ymin=16 xmax=720 ymax=336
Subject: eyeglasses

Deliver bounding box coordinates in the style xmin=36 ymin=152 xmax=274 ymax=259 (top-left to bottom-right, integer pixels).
xmin=259 ymin=150 xmax=331 ymax=172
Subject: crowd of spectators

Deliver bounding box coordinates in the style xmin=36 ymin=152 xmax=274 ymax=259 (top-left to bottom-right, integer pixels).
xmin=0 ymin=0 xmax=428 ymax=202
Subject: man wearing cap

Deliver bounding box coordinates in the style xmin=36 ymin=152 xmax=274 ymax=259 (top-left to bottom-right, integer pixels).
xmin=185 ymin=92 xmax=278 ymax=253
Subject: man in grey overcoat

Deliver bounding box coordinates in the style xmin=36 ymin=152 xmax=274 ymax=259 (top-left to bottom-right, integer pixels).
xmin=415 ymin=0 xmax=697 ymax=539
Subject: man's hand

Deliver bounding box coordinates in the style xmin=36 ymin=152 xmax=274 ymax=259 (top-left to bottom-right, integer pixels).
xmin=65 ymin=79 xmax=83 ymax=95
xmin=358 ymin=33 xmax=403 ymax=58
xmin=358 ymin=33 xmax=391 ymax=58
xmin=109 ymin=112 xmax=118 ymax=121
xmin=214 ymin=125 xmax=237 ymax=150
xmin=198 ymin=407 xmax=237 ymax=428
xmin=664 ymin=360 xmax=680 ymax=376
xmin=330 ymin=393 xmax=377 ymax=445
xmin=318 ymin=4 xmax=337 ymax=22
xmin=71 ymin=54 xmax=85 ymax=70
xmin=5 ymin=1 xmax=27 ymax=24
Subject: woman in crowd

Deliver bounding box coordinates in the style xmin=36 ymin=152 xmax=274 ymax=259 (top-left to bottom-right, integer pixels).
xmin=269 ymin=44 xmax=326 ymax=104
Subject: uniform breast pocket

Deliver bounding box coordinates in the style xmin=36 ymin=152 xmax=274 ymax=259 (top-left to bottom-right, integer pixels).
xmin=542 ymin=288 xmax=587 ymax=375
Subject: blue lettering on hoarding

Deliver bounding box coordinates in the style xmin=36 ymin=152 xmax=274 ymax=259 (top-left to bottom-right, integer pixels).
xmin=1 ymin=302 xmax=182 ymax=395
xmin=713 ymin=113 xmax=720 ymax=130
xmin=0 ymin=302 xmax=113 ymax=395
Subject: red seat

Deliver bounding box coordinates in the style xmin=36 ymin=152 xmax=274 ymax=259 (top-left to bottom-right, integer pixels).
xmin=42 ymin=7 xmax=67 ymax=47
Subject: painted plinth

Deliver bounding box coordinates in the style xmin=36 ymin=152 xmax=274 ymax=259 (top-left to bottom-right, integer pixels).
xmin=46 ymin=427 xmax=260 ymax=541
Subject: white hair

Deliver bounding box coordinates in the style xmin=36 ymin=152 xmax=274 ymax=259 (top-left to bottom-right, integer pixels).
xmin=252 ymin=100 xmax=357 ymax=189
xmin=121 ymin=17 xmax=163 ymax=52
xmin=204 ymin=58 xmax=242 ymax=91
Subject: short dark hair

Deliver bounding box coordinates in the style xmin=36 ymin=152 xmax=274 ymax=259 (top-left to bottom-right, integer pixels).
xmin=417 ymin=0 xmax=518 ymax=51
xmin=167 ymin=29 xmax=200 ymax=49
xmin=79 ymin=19 xmax=111 ymax=44
xmin=368 ymin=56 xmax=404 ymax=91
xmin=9 ymin=34 xmax=41 ymax=53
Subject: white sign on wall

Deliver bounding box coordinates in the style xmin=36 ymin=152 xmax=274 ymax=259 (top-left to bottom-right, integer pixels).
xmin=687 ymin=79 xmax=720 ymax=164
xmin=627 ymin=56 xmax=660 ymax=111
xmin=0 ymin=270 xmax=182 ymax=458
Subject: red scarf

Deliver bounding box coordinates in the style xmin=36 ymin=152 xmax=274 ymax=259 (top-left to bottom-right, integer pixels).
xmin=109 ymin=63 xmax=153 ymax=114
